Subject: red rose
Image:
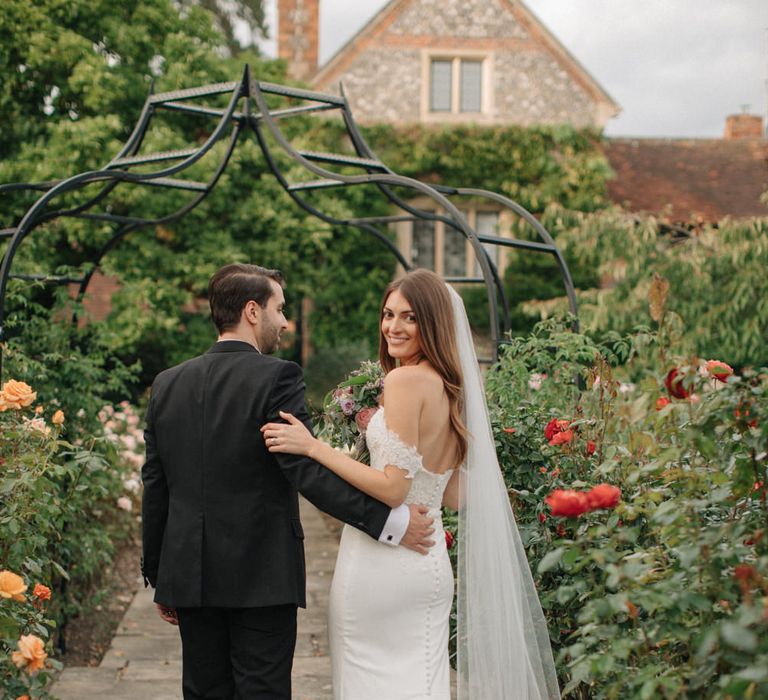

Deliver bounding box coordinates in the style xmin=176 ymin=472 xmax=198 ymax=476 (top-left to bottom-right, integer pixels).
xmin=444 ymin=530 xmax=455 ymax=549
xmin=586 ymin=440 xmax=596 ymax=456
xmin=503 ymin=427 xmax=516 ymax=434
xmin=585 ymin=483 xmax=621 ymax=511
xmin=545 ymin=489 xmax=590 ymax=517
xmin=733 ymin=564 xmax=756 ymax=582
xmin=538 ymin=512 xmax=546 ymax=523
xmin=705 ymin=360 xmax=733 ymax=383
xmin=354 ymin=407 xmax=377 ymax=432
xmin=656 ymin=397 xmax=670 ymax=411
xmin=549 ymin=429 xmax=574 ymax=447
xmin=544 ymin=419 xmax=570 ymax=442
xmin=665 ymin=368 xmax=692 ymax=400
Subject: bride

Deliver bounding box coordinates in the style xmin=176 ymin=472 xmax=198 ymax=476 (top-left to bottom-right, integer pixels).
xmin=262 ymin=268 xmax=560 ymax=700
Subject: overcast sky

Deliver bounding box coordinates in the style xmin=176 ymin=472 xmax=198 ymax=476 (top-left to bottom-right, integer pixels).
xmin=257 ymin=0 xmax=768 ymax=138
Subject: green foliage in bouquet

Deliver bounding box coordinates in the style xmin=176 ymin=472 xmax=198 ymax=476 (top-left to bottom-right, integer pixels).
xmin=315 ymin=360 xmax=384 ymax=466
xmin=484 ymin=274 xmax=767 ymax=699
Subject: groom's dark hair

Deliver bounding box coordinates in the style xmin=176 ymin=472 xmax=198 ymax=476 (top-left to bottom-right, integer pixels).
xmin=208 ymin=263 xmax=284 ymax=333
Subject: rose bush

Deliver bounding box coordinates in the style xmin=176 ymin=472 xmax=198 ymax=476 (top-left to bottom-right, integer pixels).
xmin=481 ymin=276 xmax=767 ymax=698
xmin=0 ymin=374 xmax=143 ymax=698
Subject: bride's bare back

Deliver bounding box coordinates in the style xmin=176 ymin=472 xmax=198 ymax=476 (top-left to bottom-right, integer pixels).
xmin=381 ymin=363 xmax=460 ymax=476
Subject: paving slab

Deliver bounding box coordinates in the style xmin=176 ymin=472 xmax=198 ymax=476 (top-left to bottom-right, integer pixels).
xmin=51 ymin=498 xmax=340 ymax=700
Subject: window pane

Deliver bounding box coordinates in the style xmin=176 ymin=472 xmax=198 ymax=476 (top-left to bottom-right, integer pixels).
xmin=474 ymin=212 xmax=499 ymax=275
xmin=412 ymin=220 xmax=436 ymax=269
xmin=460 ymin=60 xmax=482 ymax=113
xmin=430 ymin=60 xmax=452 ymax=112
xmin=443 ymin=228 xmax=466 ymax=277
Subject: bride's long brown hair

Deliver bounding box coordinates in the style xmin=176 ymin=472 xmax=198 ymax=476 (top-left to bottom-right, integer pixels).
xmin=378 ymin=269 xmax=469 ymax=467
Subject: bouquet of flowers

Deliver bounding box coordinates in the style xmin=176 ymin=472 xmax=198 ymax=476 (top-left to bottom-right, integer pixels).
xmin=316 ymin=360 xmax=384 ymax=465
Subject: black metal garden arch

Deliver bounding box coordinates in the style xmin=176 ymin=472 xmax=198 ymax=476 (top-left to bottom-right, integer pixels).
xmin=0 ymin=65 xmax=578 ymax=378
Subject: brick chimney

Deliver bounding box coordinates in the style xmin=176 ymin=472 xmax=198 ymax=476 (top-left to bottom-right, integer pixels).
xmin=724 ymin=113 xmax=764 ymax=139
xmin=278 ymin=0 xmax=319 ymax=82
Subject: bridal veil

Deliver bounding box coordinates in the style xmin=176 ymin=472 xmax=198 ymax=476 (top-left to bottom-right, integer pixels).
xmin=447 ymin=285 xmax=561 ymax=700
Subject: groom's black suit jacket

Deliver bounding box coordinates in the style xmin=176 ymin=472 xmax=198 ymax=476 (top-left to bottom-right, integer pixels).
xmin=141 ymin=341 xmax=391 ymax=609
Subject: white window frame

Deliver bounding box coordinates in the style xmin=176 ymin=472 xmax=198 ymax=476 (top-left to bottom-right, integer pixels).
xmin=420 ymin=49 xmax=495 ymax=124
xmin=395 ymin=204 xmax=509 ymax=278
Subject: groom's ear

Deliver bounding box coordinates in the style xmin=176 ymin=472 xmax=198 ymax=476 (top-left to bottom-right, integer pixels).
xmin=243 ymin=299 xmax=261 ymax=326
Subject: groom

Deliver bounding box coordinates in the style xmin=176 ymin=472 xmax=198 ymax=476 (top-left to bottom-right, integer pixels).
xmin=141 ymin=263 xmax=435 ymax=699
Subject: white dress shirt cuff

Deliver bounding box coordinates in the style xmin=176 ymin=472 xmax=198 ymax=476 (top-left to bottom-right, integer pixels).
xmin=378 ymin=504 xmax=410 ymax=546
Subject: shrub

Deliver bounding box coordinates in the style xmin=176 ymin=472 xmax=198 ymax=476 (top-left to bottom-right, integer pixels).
xmin=484 ymin=276 xmax=767 ymax=698
xmin=0 ymin=371 xmax=144 ymax=697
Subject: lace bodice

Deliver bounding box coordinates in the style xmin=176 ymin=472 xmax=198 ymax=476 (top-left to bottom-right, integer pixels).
xmin=365 ymin=408 xmax=453 ymax=510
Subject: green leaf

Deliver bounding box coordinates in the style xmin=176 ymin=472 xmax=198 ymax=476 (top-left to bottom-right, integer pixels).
xmin=721 ymin=622 xmax=757 ymax=651
xmin=538 ymin=547 xmax=565 ymax=574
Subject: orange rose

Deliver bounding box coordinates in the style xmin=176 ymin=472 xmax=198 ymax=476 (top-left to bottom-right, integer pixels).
xmin=705 ymin=360 xmax=734 ymax=383
xmin=33 ymin=583 xmax=52 ymax=601
xmin=0 ymin=392 xmax=8 ymax=412
xmin=1 ymin=380 xmax=36 ymax=409
xmin=51 ymin=410 xmax=65 ymax=426
xmin=656 ymin=397 xmax=670 ymax=411
xmin=17 ymin=695 xmax=31 ymax=700
xmin=626 ymin=601 xmax=639 ymax=619
xmin=0 ymin=570 xmax=27 ymax=602
xmin=11 ymin=634 xmax=47 ymax=672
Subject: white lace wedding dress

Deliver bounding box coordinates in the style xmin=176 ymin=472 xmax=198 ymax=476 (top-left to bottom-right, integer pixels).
xmin=328 ymin=407 xmax=454 ymax=700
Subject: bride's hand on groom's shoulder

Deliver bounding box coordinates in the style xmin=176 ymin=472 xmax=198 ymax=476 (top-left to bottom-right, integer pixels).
xmin=262 ymin=411 xmax=316 ymax=457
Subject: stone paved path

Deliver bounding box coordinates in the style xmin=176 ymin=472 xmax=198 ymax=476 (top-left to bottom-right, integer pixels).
xmin=50 ymin=498 xmax=338 ymax=699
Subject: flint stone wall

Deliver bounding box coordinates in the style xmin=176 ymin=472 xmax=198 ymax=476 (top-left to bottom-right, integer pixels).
xmin=319 ymin=0 xmax=602 ymax=127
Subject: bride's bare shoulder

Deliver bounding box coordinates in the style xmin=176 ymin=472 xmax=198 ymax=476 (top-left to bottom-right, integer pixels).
xmin=384 ymin=365 xmax=443 ymax=396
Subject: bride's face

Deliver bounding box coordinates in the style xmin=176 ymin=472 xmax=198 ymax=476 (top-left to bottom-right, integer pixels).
xmin=381 ymin=290 xmax=422 ymax=366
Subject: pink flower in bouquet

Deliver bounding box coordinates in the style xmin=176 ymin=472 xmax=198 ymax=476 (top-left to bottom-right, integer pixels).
xmin=339 ymin=397 xmax=356 ymax=416
xmin=355 ymin=407 xmax=378 ymax=432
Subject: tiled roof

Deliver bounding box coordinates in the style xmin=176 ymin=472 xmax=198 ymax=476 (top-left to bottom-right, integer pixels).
xmin=602 ymin=138 xmax=768 ymax=222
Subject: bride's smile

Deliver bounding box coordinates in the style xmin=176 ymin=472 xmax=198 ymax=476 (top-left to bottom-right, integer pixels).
xmin=381 ymin=289 xmax=422 ymax=365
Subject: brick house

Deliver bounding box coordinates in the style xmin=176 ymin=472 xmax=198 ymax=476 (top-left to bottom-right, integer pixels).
xmin=280 ymin=0 xmax=618 ymax=128
xmin=278 ymin=0 xmax=619 ymax=278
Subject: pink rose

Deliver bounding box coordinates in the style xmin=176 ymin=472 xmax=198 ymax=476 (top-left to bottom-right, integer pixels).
xmin=354 ymin=407 xmax=378 ymax=432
